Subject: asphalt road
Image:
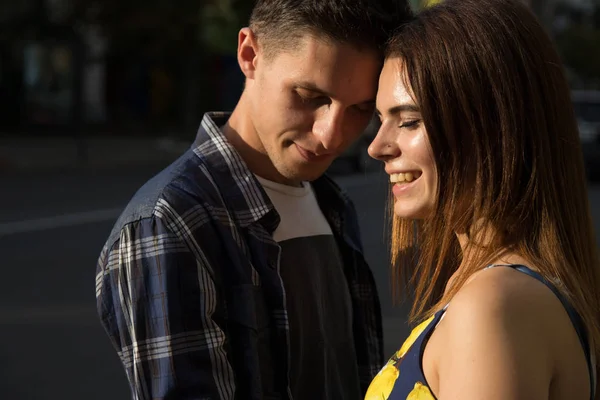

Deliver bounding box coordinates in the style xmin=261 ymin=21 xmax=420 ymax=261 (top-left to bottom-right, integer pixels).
xmin=0 ymin=163 xmax=599 ymax=400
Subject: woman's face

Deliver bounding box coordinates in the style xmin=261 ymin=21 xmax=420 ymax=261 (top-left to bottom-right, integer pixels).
xmin=369 ymin=58 xmax=438 ymax=220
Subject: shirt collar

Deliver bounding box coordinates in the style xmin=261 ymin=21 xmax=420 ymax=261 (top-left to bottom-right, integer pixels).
xmin=191 ymin=112 xmax=363 ymax=254
xmin=312 ymin=175 xmax=364 ymax=255
xmin=191 ymin=112 xmax=278 ymax=231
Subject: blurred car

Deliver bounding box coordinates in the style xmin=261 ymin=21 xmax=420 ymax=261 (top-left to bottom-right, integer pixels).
xmin=573 ymin=90 xmax=600 ymax=180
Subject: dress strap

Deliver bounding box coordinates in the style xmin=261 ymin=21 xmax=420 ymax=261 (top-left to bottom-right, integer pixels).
xmin=485 ymin=264 xmax=596 ymax=399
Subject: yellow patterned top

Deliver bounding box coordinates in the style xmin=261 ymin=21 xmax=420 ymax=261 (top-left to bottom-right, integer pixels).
xmin=364 ymin=314 xmax=439 ymax=400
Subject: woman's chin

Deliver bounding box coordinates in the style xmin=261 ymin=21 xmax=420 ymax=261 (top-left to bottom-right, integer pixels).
xmin=393 ymin=202 xmax=430 ymax=220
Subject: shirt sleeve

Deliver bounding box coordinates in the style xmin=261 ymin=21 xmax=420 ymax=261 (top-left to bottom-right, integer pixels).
xmin=95 ymin=214 xmax=235 ymax=400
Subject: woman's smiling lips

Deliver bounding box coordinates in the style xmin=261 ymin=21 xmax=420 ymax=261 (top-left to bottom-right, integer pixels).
xmin=387 ymin=170 xmax=423 ymax=195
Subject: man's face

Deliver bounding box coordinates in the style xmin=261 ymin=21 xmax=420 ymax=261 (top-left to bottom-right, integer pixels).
xmin=244 ymin=34 xmax=381 ymax=184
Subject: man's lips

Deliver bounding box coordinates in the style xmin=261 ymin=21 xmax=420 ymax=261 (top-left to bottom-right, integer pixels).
xmin=294 ymin=144 xmax=333 ymax=162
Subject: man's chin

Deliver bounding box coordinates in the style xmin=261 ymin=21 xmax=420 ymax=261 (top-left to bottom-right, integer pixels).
xmin=279 ymin=162 xmax=332 ymax=183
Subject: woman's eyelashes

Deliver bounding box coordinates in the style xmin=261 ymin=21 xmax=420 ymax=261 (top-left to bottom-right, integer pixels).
xmin=399 ymin=119 xmax=422 ymax=130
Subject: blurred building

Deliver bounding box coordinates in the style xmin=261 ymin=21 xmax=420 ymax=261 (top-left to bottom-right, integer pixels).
xmin=0 ymin=0 xmax=87 ymax=134
xmin=0 ymin=0 xmax=243 ymax=137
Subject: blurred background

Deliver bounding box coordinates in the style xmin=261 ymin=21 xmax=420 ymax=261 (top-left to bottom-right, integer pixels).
xmin=0 ymin=0 xmax=598 ymax=399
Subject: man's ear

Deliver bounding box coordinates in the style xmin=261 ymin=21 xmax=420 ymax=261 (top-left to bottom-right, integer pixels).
xmin=238 ymin=27 xmax=260 ymax=81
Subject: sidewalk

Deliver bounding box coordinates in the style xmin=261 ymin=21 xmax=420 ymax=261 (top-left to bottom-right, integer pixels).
xmin=0 ymin=135 xmax=191 ymax=174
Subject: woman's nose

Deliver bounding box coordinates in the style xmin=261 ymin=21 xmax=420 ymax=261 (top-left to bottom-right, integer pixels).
xmin=368 ymin=124 xmax=399 ymax=161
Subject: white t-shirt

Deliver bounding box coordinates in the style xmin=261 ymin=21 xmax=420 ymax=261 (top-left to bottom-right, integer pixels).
xmin=255 ymin=175 xmax=361 ymax=400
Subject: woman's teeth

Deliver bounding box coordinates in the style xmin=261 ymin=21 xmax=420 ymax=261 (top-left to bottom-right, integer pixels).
xmin=390 ymin=172 xmax=421 ymax=183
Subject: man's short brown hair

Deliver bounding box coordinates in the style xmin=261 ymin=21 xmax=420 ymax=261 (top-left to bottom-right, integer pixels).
xmin=249 ymin=0 xmax=412 ymax=58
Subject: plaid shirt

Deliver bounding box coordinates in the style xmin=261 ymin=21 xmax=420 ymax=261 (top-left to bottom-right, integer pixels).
xmin=96 ymin=113 xmax=384 ymax=400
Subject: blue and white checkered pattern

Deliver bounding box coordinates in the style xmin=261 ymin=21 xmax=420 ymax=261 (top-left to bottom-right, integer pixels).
xmin=96 ymin=113 xmax=384 ymax=399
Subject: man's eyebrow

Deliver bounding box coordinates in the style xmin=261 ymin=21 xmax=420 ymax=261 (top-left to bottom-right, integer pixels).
xmin=295 ymin=81 xmax=376 ymax=105
xmin=295 ymin=82 xmax=333 ymax=97
xmin=375 ymin=103 xmax=421 ymax=116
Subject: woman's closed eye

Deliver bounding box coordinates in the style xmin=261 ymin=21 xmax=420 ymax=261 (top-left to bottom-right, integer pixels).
xmin=399 ymin=119 xmax=422 ymax=130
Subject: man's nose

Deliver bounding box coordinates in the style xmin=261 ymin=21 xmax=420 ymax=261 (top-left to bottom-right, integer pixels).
xmin=313 ymin=107 xmax=345 ymax=152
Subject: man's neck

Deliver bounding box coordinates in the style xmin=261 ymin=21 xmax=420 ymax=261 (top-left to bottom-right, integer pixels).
xmin=222 ymin=99 xmax=300 ymax=187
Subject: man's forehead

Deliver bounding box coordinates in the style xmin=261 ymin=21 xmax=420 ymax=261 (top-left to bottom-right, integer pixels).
xmin=268 ymin=38 xmax=380 ymax=77
xmin=262 ymin=33 xmax=379 ymax=63
xmin=258 ymin=34 xmax=380 ymax=103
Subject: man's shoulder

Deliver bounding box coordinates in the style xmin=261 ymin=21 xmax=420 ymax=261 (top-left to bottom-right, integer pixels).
xmin=104 ymin=149 xmax=227 ymax=246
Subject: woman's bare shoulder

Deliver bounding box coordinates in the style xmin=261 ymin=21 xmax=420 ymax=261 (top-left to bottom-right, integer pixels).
xmin=427 ymin=265 xmax=589 ymax=400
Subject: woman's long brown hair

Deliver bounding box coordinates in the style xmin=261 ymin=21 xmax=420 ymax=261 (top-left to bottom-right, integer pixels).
xmin=387 ymin=0 xmax=600 ymax=391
